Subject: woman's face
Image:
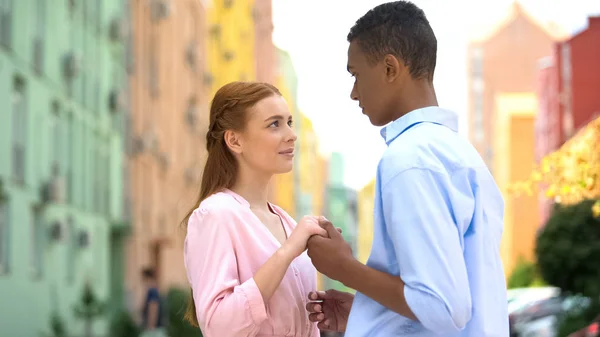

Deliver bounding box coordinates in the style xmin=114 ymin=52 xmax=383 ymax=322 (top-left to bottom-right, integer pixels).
xmin=230 ymin=95 xmax=297 ymax=175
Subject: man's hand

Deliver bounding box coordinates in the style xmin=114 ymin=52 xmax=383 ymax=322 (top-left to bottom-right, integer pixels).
xmin=307 ymin=218 xmax=354 ymax=281
xmin=306 ymin=290 xmax=354 ymax=332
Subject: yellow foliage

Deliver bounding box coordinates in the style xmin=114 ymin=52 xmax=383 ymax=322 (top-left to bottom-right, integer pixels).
xmin=508 ymin=116 xmax=600 ymax=214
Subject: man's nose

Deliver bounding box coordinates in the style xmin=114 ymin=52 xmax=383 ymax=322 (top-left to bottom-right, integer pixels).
xmin=350 ymin=84 xmax=359 ymax=101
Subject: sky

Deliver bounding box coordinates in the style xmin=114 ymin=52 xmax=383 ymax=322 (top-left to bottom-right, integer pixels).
xmin=271 ymin=0 xmax=600 ymax=190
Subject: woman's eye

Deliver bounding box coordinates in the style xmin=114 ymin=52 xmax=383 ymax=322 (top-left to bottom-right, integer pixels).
xmin=269 ymin=120 xmax=279 ymax=128
xmin=288 ymin=120 xmax=293 ymax=127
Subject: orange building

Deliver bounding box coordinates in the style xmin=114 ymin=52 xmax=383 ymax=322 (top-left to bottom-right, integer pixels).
xmin=126 ymin=0 xmax=209 ymax=310
xmin=467 ymin=2 xmax=566 ymax=170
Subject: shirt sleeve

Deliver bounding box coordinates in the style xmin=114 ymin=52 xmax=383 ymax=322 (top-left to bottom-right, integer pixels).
xmin=382 ymin=167 xmax=473 ymax=333
xmin=184 ymin=207 xmax=268 ymax=337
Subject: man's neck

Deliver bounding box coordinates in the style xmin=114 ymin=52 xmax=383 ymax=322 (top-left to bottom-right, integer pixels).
xmin=391 ymin=80 xmax=438 ymax=121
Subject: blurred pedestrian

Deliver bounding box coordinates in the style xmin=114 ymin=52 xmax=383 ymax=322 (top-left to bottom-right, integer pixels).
xmin=182 ymin=81 xmax=327 ymax=337
xmin=140 ymin=267 xmax=165 ymax=337
xmin=305 ymin=1 xmax=509 ymax=336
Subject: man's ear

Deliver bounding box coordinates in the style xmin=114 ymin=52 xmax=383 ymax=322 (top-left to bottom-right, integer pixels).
xmin=224 ymin=130 xmax=243 ymax=154
xmin=384 ymin=54 xmax=403 ymax=82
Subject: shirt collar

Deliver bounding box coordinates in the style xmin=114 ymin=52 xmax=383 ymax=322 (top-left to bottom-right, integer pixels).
xmin=380 ymin=106 xmax=458 ymax=145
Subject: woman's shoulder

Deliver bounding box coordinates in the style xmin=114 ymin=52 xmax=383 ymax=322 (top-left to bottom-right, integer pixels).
xmin=192 ymin=191 xmax=245 ymax=220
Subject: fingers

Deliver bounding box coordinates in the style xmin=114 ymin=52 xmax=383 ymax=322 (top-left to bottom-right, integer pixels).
xmin=313 ymin=225 xmax=328 ymax=237
xmin=337 ymin=227 xmax=343 ymax=233
xmin=308 ymin=312 xmax=325 ymax=322
xmin=317 ymin=320 xmax=333 ymax=331
xmin=306 ymin=302 xmax=322 ymax=313
xmin=308 ymin=291 xmax=328 ymax=301
xmin=319 ymin=218 xmax=341 ymax=239
xmin=307 ymin=234 xmax=327 ymax=249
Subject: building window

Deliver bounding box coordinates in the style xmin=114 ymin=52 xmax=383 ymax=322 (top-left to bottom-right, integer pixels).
xmin=68 ymin=0 xmax=76 ymax=18
xmin=94 ymin=79 xmax=101 ymax=113
xmin=0 ymin=202 xmax=9 ymax=275
xmin=12 ymin=77 xmax=27 ymax=184
xmin=66 ymin=115 xmax=74 ymax=204
xmin=51 ymin=102 xmax=62 ymax=175
xmin=81 ymin=127 xmax=88 ymax=210
xmin=561 ymin=43 xmax=573 ymax=138
xmin=81 ymin=28 xmax=87 ymax=108
xmin=0 ymin=0 xmax=13 ymax=48
xmin=485 ymin=147 xmax=494 ymax=174
xmin=30 ymin=208 xmax=44 ymax=279
xmin=95 ymin=0 xmax=103 ymax=34
xmin=125 ymin=0 xmax=134 ymax=73
xmin=103 ymin=150 xmax=110 ymax=215
xmin=32 ymin=0 xmax=45 ymax=74
xmin=66 ymin=218 xmax=75 ymax=283
xmin=148 ymin=32 xmax=159 ymax=97
xmin=470 ymin=47 xmax=483 ymax=78
xmin=472 ymin=78 xmax=484 ymax=143
xmin=93 ymin=146 xmax=100 ymax=214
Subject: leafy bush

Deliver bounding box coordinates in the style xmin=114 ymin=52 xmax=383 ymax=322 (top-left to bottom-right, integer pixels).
xmin=166 ymin=288 xmax=203 ymax=337
xmin=536 ymin=199 xmax=600 ymax=334
xmin=109 ymin=310 xmax=140 ymax=337
xmin=536 ymin=199 xmax=600 ymax=297
xmin=507 ymin=257 xmax=544 ymax=289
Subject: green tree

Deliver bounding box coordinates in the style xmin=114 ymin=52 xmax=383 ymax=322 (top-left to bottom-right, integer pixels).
xmin=536 ymin=199 xmax=600 ymax=334
xmin=73 ymin=282 xmax=106 ymax=337
xmin=536 ymin=199 xmax=600 ymax=297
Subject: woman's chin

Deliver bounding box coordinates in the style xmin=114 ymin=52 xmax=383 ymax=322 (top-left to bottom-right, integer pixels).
xmin=274 ymin=164 xmax=294 ymax=175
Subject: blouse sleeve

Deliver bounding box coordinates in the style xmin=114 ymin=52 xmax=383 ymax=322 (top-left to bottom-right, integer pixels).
xmin=184 ymin=207 xmax=268 ymax=337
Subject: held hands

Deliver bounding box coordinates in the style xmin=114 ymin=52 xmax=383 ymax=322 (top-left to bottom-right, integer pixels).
xmin=283 ymin=216 xmax=328 ymax=259
xmin=307 ymin=217 xmax=355 ymax=281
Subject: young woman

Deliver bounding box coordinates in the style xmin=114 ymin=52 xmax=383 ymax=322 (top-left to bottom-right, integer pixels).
xmin=183 ymin=81 xmax=326 ymax=337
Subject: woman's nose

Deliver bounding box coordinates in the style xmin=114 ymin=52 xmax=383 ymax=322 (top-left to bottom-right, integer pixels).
xmin=287 ymin=126 xmax=297 ymax=142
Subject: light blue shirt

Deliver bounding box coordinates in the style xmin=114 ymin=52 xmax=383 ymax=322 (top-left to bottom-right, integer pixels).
xmin=345 ymin=107 xmax=509 ymax=337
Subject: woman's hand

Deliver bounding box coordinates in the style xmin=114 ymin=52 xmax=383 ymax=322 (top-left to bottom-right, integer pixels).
xmin=282 ymin=216 xmax=328 ymax=259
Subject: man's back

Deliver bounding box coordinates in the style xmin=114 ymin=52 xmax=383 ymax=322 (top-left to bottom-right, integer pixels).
xmin=345 ymin=107 xmax=509 ymax=336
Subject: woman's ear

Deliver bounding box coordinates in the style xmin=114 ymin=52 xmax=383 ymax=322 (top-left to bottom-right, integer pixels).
xmin=224 ymin=130 xmax=243 ymax=154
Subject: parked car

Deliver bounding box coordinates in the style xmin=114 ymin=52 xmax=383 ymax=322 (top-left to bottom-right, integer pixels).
xmin=512 ymin=295 xmax=591 ymax=337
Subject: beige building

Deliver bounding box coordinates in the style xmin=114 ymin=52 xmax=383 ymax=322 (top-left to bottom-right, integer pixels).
xmin=126 ymin=0 xmax=209 ymax=310
xmin=125 ymin=0 xmax=279 ymax=314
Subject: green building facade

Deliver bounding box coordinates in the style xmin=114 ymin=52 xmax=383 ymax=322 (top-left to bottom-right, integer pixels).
xmin=323 ymin=152 xmax=358 ymax=293
xmin=0 ymin=0 xmax=129 ymax=335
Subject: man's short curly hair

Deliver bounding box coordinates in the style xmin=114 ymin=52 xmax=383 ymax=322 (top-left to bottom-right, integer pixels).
xmin=347 ymin=1 xmax=437 ymax=81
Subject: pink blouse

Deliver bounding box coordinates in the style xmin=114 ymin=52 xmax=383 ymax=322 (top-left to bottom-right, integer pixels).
xmin=184 ymin=189 xmax=320 ymax=337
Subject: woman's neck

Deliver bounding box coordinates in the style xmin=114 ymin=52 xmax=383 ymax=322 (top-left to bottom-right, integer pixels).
xmin=230 ymin=168 xmax=272 ymax=212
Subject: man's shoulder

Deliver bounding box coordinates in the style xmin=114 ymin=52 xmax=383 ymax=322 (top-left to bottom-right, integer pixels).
xmin=379 ymin=139 xmax=444 ymax=184
xmin=381 ymin=125 xmax=485 ymax=181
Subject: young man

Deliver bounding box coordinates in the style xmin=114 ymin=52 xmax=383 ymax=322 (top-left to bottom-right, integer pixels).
xmin=306 ymin=2 xmax=508 ymax=336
